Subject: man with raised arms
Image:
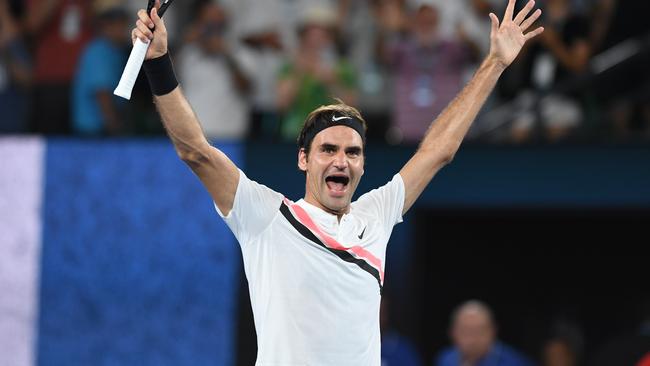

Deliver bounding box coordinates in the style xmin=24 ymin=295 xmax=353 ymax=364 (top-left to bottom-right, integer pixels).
xmin=131 ymin=1 xmax=543 ymax=364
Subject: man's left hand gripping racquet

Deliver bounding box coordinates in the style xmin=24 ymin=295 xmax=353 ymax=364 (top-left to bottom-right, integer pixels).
xmin=114 ymin=0 xmax=174 ymax=100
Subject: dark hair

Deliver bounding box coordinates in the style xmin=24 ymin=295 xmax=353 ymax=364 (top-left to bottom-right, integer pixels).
xmin=297 ymin=100 xmax=367 ymax=155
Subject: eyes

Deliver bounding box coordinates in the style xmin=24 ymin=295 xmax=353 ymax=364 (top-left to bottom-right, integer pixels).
xmin=322 ymin=145 xmax=336 ymax=154
xmin=320 ymin=145 xmax=362 ymax=158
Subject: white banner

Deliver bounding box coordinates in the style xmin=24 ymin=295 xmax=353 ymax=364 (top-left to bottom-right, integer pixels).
xmin=0 ymin=137 xmax=45 ymax=366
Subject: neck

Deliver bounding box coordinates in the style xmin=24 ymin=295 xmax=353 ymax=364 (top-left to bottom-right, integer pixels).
xmin=303 ymin=195 xmax=349 ymax=221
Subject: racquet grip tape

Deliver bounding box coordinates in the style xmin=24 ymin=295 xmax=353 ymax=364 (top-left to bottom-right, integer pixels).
xmin=146 ymin=0 xmax=155 ymax=14
xmin=147 ymin=0 xmax=173 ymax=17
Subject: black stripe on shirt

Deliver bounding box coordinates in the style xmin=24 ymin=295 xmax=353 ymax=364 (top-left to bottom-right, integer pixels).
xmin=279 ymin=201 xmax=382 ymax=294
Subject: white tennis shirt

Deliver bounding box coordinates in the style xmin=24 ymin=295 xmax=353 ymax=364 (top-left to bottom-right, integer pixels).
xmin=216 ymin=170 xmax=405 ymax=366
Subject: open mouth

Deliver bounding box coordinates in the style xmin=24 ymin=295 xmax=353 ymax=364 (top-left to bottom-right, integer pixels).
xmin=325 ymin=175 xmax=350 ymax=194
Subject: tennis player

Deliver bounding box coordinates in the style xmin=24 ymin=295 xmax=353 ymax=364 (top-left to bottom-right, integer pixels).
xmin=132 ymin=0 xmax=543 ymax=364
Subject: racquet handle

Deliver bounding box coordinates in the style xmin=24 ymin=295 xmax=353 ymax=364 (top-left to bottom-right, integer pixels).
xmin=114 ymin=0 xmax=174 ymax=100
xmin=114 ymin=38 xmax=149 ymax=100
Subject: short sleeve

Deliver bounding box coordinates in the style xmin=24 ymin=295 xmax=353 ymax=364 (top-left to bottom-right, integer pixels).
xmin=215 ymin=170 xmax=283 ymax=244
xmin=353 ymin=173 xmax=405 ymax=233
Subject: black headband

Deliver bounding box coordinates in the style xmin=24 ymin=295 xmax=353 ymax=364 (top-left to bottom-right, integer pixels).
xmin=300 ymin=113 xmax=366 ymax=150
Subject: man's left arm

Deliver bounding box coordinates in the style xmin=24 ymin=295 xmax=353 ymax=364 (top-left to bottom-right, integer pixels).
xmin=399 ymin=0 xmax=544 ymax=215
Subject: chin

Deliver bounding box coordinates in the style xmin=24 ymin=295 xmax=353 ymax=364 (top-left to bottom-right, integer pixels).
xmin=324 ymin=197 xmax=351 ymax=213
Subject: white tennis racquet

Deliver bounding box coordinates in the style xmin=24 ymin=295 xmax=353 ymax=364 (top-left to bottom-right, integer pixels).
xmin=114 ymin=0 xmax=174 ymax=100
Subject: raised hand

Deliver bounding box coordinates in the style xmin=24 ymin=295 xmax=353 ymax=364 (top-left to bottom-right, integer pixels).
xmin=488 ymin=0 xmax=543 ymax=68
xmin=132 ymin=0 xmax=168 ymax=60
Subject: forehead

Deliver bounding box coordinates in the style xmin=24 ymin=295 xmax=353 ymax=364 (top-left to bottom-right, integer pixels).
xmin=311 ymin=125 xmax=363 ymax=148
xmin=455 ymin=310 xmax=492 ymax=328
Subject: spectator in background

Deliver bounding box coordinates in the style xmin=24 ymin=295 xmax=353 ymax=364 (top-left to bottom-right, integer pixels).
xmin=276 ymin=5 xmax=357 ymax=142
xmin=25 ymin=0 xmax=92 ymax=134
xmin=404 ymin=0 xmax=501 ymax=54
xmin=337 ymin=0 xmax=394 ymax=139
xmin=542 ymin=338 xmax=577 ymax=366
xmin=72 ymin=0 xmax=128 ymax=136
xmin=509 ymin=0 xmax=591 ymax=143
xmin=177 ymin=0 xmax=251 ymax=140
xmin=380 ymin=0 xmax=473 ymax=143
xmin=540 ymin=320 xmax=583 ymax=366
xmin=436 ymin=300 xmax=534 ymax=366
xmin=459 ymin=0 xmax=497 ymax=60
xmin=238 ymin=9 xmax=285 ymax=140
xmin=0 ymin=0 xmax=31 ymax=133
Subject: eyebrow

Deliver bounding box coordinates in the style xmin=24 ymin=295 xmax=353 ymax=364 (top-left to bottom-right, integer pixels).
xmin=319 ymin=143 xmax=363 ymax=154
xmin=345 ymin=146 xmax=362 ymax=154
xmin=320 ymin=143 xmax=338 ymax=151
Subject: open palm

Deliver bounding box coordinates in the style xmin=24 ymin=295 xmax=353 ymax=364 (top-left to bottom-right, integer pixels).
xmin=489 ymin=0 xmax=544 ymax=68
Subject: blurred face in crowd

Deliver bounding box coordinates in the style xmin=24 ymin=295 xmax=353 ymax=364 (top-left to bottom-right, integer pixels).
xmin=100 ymin=12 xmax=129 ymax=45
xmin=197 ymin=1 xmax=227 ymax=25
xmin=298 ymin=126 xmax=365 ymax=215
xmin=451 ymin=306 xmax=496 ymax=362
xmin=300 ymin=24 xmax=333 ymax=52
xmin=197 ymin=2 xmax=228 ymax=53
xmin=471 ymin=0 xmax=492 ymax=16
xmin=413 ymin=5 xmax=439 ymax=44
xmin=542 ymin=339 xmax=576 ymax=366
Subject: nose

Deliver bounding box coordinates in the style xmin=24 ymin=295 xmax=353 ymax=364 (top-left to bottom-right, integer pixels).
xmin=332 ymin=150 xmax=348 ymax=170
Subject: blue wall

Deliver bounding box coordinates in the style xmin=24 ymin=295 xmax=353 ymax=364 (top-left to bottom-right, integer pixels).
xmin=38 ymin=139 xmax=242 ymax=366
xmin=246 ymin=142 xmax=650 ymax=208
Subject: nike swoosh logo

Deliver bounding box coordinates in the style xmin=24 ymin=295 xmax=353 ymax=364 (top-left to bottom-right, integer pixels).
xmin=332 ymin=115 xmax=352 ymax=122
xmin=358 ymin=227 xmax=366 ymax=240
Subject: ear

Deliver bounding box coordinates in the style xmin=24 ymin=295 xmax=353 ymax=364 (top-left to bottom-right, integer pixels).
xmin=298 ymin=148 xmax=308 ymax=172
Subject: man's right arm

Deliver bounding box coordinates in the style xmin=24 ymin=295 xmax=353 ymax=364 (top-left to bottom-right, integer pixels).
xmin=134 ymin=2 xmax=239 ymax=215
xmin=154 ymin=88 xmax=239 ymax=215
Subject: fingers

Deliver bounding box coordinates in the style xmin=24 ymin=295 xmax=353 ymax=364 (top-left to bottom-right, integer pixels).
xmin=503 ymin=0 xmax=515 ymax=21
xmin=520 ymin=8 xmax=541 ymax=31
xmin=132 ymin=29 xmax=151 ymax=44
xmin=150 ymin=6 xmax=167 ymax=34
xmin=489 ymin=12 xmax=499 ymax=34
xmin=136 ymin=19 xmax=154 ymax=41
xmin=137 ymin=8 xmax=154 ymax=29
xmin=513 ymin=0 xmax=535 ymax=25
xmin=132 ymin=2 xmax=166 ymax=45
xmin=524 ymin=26 xmax=544 ymax=41
xmin=132 ymin=26 xmax=151 ymax=44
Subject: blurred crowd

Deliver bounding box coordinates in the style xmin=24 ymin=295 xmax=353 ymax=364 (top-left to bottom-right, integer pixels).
xmin=380 ymin=299 xmax=650 ymax=366
xmin=0 ymin=0 xmax=648 ymax=143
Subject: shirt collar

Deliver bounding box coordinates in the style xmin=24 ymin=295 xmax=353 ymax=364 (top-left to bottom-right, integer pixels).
xmin=295 ymin=198 xmax=352 ymax=224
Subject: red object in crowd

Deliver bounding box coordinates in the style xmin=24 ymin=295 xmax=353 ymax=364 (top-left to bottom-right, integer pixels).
xmin=27 ymin=0 xmax=93 ymax=83
xmin=638 ymin=353 xmax=650 ymax=366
